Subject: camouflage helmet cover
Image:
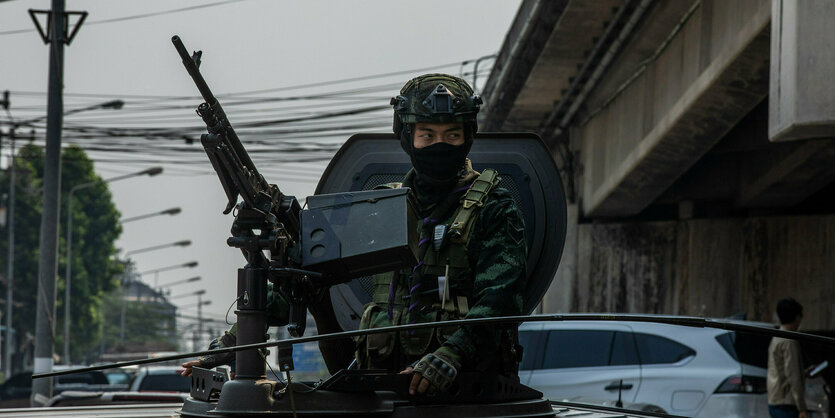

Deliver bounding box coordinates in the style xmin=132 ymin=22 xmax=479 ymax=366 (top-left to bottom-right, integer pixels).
xmin=391 ymin=73 xmax=483 ymax=135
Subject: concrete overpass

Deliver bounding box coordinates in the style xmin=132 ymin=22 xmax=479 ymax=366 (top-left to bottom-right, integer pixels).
xmin=480 ymin=0 xmax=835 ymax=330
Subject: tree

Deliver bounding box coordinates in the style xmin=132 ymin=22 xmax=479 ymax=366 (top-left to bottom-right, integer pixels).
xmin=0 ymin=144 xmax=43 ymax=370
xmin=0 ymin=144 xmax=124 ymax=365
xmin=100 ymin=282 xmax=178 ymax=356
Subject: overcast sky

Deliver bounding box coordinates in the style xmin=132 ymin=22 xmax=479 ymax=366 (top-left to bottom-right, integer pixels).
xmin=0 ymin=0 xmax=521 ymax=341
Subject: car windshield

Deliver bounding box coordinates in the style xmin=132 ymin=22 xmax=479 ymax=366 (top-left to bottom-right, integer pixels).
xmin=104 ymin=371 xmax=132 ymax=386
xmin=56 ymin=372 xmax=108 ymax=385
xmin=138 ymin=374 xmax=190 ymax=392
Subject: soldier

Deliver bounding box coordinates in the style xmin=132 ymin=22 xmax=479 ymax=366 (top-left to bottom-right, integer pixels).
xmin=181 ymin=74 xmax=527 ymax=396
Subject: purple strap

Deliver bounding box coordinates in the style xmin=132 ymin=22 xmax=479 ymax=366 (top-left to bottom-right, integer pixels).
xmin=423 ymin=217 xmax=439 ymax=226
xmin=449 ymin=183 xmax=473 ymax=195
xmin=418 ymin=238 xmax=429 ymax=247
xmin=387 ymin=280 xmax=395 ymax=320
xmin=407 ymin=302 xmax=419 ymax=312
xmin=412 ymin=261 xmax=424 ymax=273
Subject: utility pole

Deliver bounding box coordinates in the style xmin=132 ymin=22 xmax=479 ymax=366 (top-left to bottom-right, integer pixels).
xmin=4 ymin=127 xmax=15 ymax=379
xmin=1 ymin=91 xmax=15 ymax=378
xmin=31 ymin=1 xmax=87 ymax=405
xmin=197 ymin=293 xmax=203 ymax=351
xmin=1 ymin=92 xmax=37 ymax=379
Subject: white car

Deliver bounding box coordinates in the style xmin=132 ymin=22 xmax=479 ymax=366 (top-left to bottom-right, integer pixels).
xmin=519 ymin=320 xmax=830 ymax=417
xmin=129 ymin=366 xmax=191 ymax=393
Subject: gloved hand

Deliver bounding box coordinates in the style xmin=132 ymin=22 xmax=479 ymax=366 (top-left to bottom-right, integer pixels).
xmin=199 ymin=330 xmax=237 ymax=369
xmin=406 ymin=347 xmax=461 ymax=395
xmin=180 ymin=329 xmax=236 ymax=377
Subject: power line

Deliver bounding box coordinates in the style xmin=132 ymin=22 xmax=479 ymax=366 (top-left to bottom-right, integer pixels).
xmin=6 ymin=65 xmax=492 ymax=101
xmin=0 ymin=0 xmax=249 ymax=36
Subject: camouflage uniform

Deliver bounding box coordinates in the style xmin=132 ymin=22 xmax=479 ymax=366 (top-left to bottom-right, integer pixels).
xmin=357 ymin=160 xmax=527 ymax=376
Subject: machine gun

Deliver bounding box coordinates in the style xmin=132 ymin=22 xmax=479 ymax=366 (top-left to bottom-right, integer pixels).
xmin=172 ymin=35 xmax=316 ymax=339
xmin=173 ymin=34 xmax=418 ymax=340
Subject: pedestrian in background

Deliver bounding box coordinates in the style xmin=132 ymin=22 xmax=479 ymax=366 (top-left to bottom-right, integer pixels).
xmin=767 ymin=298 xmax=807 ymax=418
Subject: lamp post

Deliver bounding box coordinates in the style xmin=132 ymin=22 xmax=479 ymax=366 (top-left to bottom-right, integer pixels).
xmin=3 ymin=126 xmax=15 ymax=376
xmin=140 ymin=260 xmax=199 ymax=276
xmin=16 ymin=99 xmax=124 ymax=127
xmin=158 ymin=276 xmax=201 ymax=292
xmin=177 ymin=299 xmax=211 ymax=310
xmin=192 ymin=295 xmax=210 ymax=352
xmin=169 ymin=290 xmax=207 ymax=352
xmin=63 ymin=166 xmax=162 ymax=364
xmin=125 ymin=240 xmax=191 ymax=258
xmin=120 ymin=207 xmax=181 ymax=224
xmin=120 ymin=259 xmax=197 ymax=344
xmin=140 ymin=260 xmax=198 ymax=288
xmin=168 ymin=289 xmax=206 ymax=301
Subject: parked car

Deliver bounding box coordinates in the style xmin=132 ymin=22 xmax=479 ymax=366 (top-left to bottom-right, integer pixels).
xmin=102 ymin=367 xmax=135 ymax=386
xmin=519 ymin=320 xmax=830 ymax=417
xmin=129 ymin=366 xmax=190 ymax=393
xmin=0 ymin=367 xmax=127 ymax=408
xmin=46 ymin=390 xmax=188 ymax=407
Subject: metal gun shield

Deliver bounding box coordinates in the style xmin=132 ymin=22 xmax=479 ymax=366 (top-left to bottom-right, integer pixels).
xmin=315 ymin=133 xmax=567 ymax=331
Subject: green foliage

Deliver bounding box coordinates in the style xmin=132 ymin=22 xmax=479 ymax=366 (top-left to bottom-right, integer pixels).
xmin=100 ymin=288 xmax=178 ymax=357
xmin=0 ymin=144 xmax=43 ymax=352
xmin=0 ymin=144 xmax=124 ymax=364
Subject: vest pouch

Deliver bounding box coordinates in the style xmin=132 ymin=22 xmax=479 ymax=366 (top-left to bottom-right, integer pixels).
xmin=357 ymin=302 xmax=400 ymax=365
xmin=434 ymin=309 xmax=463 ymax=346
xmin=399 ymin=309 xmax=436 ymax=357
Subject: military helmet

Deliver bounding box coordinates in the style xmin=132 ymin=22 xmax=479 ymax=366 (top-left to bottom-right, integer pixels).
xmin=390 ymin=73 xmax=483 ymax=136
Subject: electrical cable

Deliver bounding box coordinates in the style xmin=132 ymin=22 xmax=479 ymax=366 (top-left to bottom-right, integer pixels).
xmin=0 ymin=0 xmax=249 ymax=36
xmin=225 ymin=295 xmax=241 ymax=325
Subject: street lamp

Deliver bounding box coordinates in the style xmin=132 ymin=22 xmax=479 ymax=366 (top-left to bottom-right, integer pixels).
xmin=120 ymin=207 xmax=181 ymax=224
xmin=120 ymin=260 xmax=197 ymax=343
xmin=168 ymin=289 xmax=207 ymax=300
xmin=124 ymin=239 xmax=191 ymax=258
xmin=140 ymin=260 xmax=199 ymax=276
xmin=168 ymin=290 xmax=209 ymax=352
xmin=63 ymin=166 xmax=163 ymax=364
xmin=16 ymin=99 xmax=125 ymax=126
xmin=139 ymin=260 xmax=199 ymax=286
xmin=158 ymin=276 xmax=201 ymax=292
xmin=191 ymin=297 xmax=212 ymax=353
xmin=178 ymin=300 xmax=211 ymax=310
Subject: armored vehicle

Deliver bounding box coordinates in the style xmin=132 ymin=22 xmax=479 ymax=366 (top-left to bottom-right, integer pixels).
xmin=29 ymin=36 xmax=835 ymax=418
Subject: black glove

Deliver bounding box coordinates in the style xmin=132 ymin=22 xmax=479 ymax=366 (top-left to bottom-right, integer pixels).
xmin=198 ymin=330 xmax=236 ymax=370
xmin=412 ymin=350 xmax=460 ymax=393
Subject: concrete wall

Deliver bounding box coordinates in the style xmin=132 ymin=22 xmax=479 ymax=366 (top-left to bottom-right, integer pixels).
xmin=540 ymin=215 xmax=835 ymax=330
xmin=769 ymin=0 xmax=835 ymax=141
xmin=579 ymin=0 xmax=771 ymax=217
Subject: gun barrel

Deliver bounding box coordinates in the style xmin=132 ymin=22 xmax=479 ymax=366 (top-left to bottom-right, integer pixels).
xmin=172 ymin=35 xmax=216 ymax=105
xmin=173 ymin=35 xmax=290 ymax=218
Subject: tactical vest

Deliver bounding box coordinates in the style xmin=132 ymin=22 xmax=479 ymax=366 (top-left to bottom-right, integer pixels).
xmin=356 ymin=169 xmax=503 ymax=370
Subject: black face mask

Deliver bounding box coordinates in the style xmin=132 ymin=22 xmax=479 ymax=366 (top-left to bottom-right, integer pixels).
xmin=411 ymin=142 xmax=469 ymax=183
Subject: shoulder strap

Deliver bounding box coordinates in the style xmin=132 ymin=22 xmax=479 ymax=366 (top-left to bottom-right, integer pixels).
xmin=448 ymin=168 xmax=499 ymax=244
